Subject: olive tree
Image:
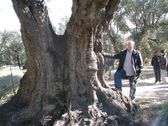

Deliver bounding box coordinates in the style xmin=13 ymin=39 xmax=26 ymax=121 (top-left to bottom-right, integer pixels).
xmin=0 ymin=0 xmax=138 ymax=125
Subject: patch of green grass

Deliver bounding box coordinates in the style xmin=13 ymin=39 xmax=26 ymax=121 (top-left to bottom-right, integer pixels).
xmin=153 ymin=103 xmax=168 ymax=114
xmin=0 ymin=75 xmax=20 ymax=105
xmin=151 ymin=103 xmax=168 ymax=124
xmin=0 ymin=66 xmax=24 ymax=105
xmin=0 ymin=75 xmax=20 ymax=94
xmin=0 ymin=87 xmax=19 ymax=105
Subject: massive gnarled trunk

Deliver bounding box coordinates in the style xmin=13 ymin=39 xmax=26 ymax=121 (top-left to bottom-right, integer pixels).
xmin=0 ymin=0 xmax=139 ymax=126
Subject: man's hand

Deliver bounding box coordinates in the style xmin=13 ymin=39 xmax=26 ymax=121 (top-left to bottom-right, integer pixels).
xmin=101 ymin=52 xmax=113 ymax=58
xmin=136 ymin=69 xmax=141 ymax=76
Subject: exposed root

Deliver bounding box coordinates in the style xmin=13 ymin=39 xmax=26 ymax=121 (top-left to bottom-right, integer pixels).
xmin=53 ymin=88 xmax=140 ymax=126
xmin=0 ymin=86 xmax=141 ymax=126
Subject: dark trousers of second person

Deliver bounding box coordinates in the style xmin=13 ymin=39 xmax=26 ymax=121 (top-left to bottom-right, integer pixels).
xmin=114 ymin=69 xmax=136 ymax=100
xmin=154 ymin=68 xmax=161 ymax=83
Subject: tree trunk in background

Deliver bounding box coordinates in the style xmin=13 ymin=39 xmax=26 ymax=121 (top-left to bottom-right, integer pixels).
xmin=0 ymin=0 xmax=139 ymax=125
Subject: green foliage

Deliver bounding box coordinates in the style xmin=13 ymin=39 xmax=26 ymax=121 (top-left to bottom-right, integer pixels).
xmin=0 ymin=31 xmax=26 ymax=67
xmin=107 ymin=0 xmax=168 ymax=64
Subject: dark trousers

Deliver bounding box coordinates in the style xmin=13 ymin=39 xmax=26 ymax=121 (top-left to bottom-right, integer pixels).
xmin=154 ymin=68 xmax=161 ymax=82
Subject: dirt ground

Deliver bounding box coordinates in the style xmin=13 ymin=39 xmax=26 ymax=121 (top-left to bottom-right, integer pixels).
xmin=106 ymin=65 xmax=168 ymax=125
xmin=1 ymin=66 xmax=167 ymax=125
xmin=106 ymin=66 xmax=168 ymax=105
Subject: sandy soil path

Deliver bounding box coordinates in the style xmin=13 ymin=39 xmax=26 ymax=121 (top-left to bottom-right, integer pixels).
xmin=106 ymin=66 xmax=168 ymax=125
xmin=106 ymin=66 xmax=168 ymax=106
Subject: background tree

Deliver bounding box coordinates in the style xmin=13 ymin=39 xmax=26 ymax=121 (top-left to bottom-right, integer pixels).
xmin=0 ymin=31 xmax=25 ymax=67
xmin=108 ymin=0 xmax=168 ymax=63
xmin=0 ymin=0 xmax=139 ymax=126
xmin=0 ymin=31 xmax=11 ymax=66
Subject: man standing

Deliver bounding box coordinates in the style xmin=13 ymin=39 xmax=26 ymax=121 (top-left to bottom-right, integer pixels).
xmin=160 ymin=50 xmax=167 ymax=84
xmin=151 ymin=51 xmax=161 ymax=84
xmin=112 ymin=41 xmax=143 ymax=100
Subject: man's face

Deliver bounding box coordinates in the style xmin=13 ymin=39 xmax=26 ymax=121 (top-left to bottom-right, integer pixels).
xmin=127 ymin=42 xmax=134 ymax=51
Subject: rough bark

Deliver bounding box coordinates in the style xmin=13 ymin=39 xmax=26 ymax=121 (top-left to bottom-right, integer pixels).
xmin=0 ymin=0 xmax=140 ymax=126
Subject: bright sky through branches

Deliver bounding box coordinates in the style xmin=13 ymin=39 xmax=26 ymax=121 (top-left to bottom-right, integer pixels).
xmin=0 ymin=0 xmax=72 ymax=31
